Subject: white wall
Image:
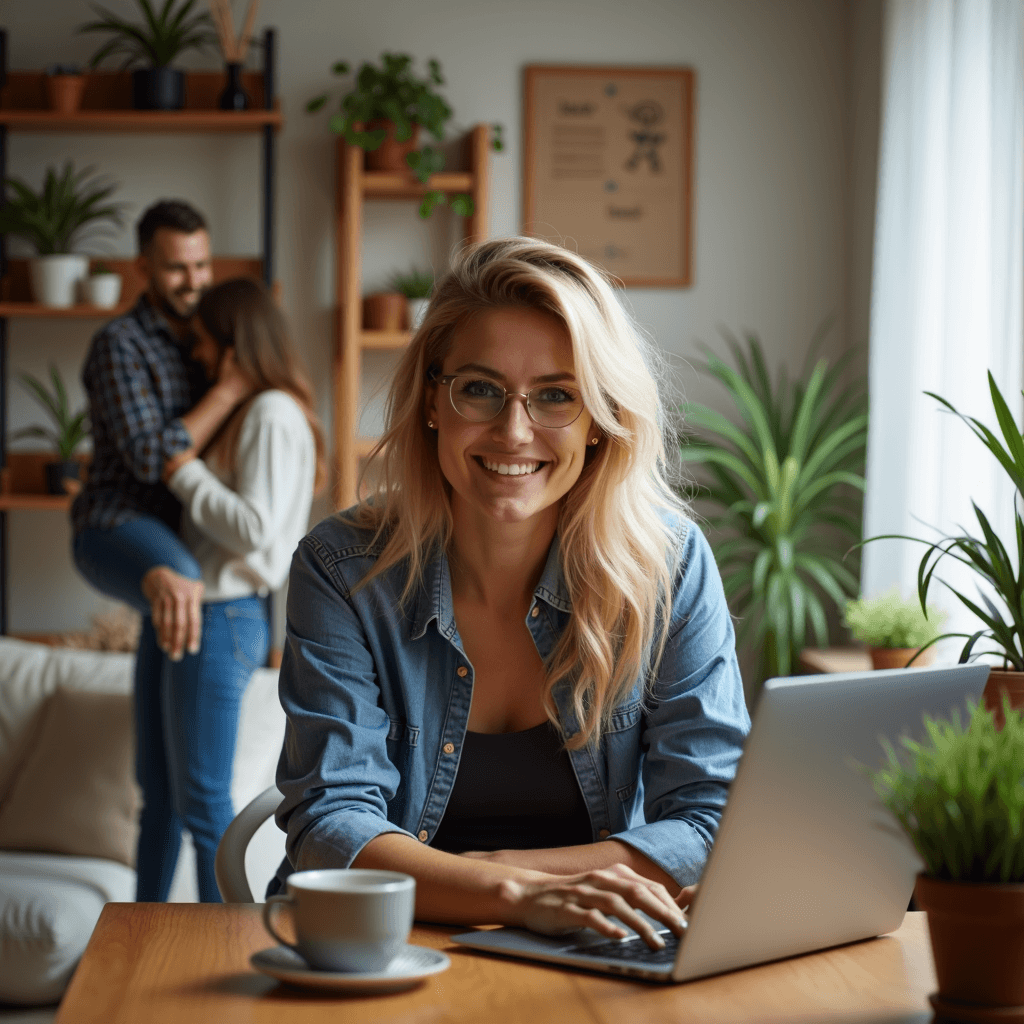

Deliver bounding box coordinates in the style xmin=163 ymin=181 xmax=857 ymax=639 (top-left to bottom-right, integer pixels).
xmin=1 ymin=0 xmax=866 ymax=634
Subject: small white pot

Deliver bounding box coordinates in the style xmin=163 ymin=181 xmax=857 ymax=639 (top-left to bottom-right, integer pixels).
xmin=85 ymin=273 xmax=123 ymax=309
xmin=408 ymin=297 xmax=430 ymax=330
xmin=29 ymin=254 xmax=89 ymax=308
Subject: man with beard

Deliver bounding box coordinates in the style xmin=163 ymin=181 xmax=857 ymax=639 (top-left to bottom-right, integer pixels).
xmin=72 ymin=200 xmax=251 ymax=662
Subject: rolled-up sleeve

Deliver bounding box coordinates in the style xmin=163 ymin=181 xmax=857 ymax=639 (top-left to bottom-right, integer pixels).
xmin=614 ymin=522 xmax=751 ymax=886
xmin=275 ymin=534 xmax=415 ymax=871
xmin=92 ymin=332 xmax=192 ymax=482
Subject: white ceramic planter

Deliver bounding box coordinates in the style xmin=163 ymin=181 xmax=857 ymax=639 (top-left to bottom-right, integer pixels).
xmin=85 ymin=273 xmax=123 ymax=309
xmin=408 ymin=297 xmax=430 ymax=330
xmin=29 ymin=255 xmax=89 ymax=308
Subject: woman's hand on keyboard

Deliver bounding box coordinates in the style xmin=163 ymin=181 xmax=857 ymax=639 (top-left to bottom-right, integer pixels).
xmin=496 ymin=863 xmax=688 ymax=950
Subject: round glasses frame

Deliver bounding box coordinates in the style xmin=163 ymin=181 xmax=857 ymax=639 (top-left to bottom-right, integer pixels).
xmin=435 ymin=374 xmax=586 ymax=428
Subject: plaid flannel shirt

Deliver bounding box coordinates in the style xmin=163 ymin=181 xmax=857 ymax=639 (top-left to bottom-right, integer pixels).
xmin=71 ymin=295 xmax=207 ymax=534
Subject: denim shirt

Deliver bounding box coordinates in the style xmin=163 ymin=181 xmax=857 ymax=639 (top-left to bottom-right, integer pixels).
xmin=274 ymin=511 xmax=750 ymax=890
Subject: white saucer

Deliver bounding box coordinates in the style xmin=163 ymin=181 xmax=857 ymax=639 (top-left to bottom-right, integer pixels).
xmin=250 ymin=944 xmax=451 ymax=993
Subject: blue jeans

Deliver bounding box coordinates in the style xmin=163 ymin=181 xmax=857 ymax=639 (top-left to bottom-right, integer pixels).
xmin=73 ymin=518 xmax=269 ymax=902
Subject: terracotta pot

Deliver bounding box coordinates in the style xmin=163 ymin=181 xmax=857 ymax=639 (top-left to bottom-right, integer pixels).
xmin=869 ymin=646 xmax=934 ymax=670
xmin=915 ymin=875 xmax=1024 ymax=1017
xmin=983 ymin=669 xmax=1024 ymax=730
xmin=363 ymin=119 xmax=420 ymax=172
xmin=46 ymin=74 xmax=86 ymax=114
xmin=362 ymin=293 xmax=406 ymax=331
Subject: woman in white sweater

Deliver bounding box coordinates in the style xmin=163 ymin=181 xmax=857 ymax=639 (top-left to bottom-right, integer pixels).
xmin=143 ymin=278 xmax=325 ymax=901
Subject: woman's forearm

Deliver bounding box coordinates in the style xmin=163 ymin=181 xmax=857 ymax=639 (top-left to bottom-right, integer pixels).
xmin=350 ymin=832 xmax=547 ymax=925
xmin=462 ymin=840 xmax=680 ymax=893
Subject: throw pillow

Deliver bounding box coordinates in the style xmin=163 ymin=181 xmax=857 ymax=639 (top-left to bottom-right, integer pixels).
xmin=0 ymin=687 xmax=139 ymax=866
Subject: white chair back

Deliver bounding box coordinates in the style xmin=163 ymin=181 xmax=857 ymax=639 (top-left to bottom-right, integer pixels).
xmin=215 ymin=786 xmax=282 ymax=903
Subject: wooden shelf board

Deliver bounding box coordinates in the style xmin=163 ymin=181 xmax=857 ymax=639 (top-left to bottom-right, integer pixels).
xmin=0 ymin=109 xmax=282 ymax=133
xmin=361 ymin=330 xmax=410 ymax=350
xmin=362 ymin=171 xmax=474 ymax=198
xmin=0 ymin=493 xmax=71 ymax=511
xmin=0 ymin=301 xmax=133 ymax=319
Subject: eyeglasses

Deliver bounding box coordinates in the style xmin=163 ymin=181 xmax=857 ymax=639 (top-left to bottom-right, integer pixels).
xmin=435 ymin=374 xmax=585 ymax=428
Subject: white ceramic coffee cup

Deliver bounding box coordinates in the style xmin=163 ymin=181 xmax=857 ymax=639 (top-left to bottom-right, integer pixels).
xmin=262 ymin=869 xmax=415 ymax=973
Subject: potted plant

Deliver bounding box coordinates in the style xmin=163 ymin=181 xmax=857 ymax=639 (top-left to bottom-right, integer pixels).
xmin=78 ymin=0 xmax=216 ymax=111
xmin=45 ymin=64 xmax=86 ymax=114
xmin=843 ymin=587 xmax=946 ymax=670
xmin=307 ymin=53 xmax=503 ymax=219
xmin=678 ymin=330 xmax=868 ymax=682
xmin=0 ymin=162 xmax=123 ymax=308
xmin=85 ymin=261 xmax=123 ymax=310
xmin=868 ymin=373 xmax=1024 ymax=725
xmin=871 ymin=698 xmax=1024 ymax=1018
xmin=388 ymin=266 xmax=433 ymax=330
xmin=12 ymin=366 xmax=90 ymax=496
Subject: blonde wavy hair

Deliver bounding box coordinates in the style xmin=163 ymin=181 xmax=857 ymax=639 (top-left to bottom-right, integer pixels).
xmin=356 ymin=237 xmax=688 ymax=748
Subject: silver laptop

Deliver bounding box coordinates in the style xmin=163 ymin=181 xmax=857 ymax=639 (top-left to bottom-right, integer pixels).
xmin=451 ymin=664 xmax=989 ymax=982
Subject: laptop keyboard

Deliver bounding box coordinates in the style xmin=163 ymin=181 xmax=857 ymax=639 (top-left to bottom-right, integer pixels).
xmin=570 ymin=931 xmax=680 ymax=965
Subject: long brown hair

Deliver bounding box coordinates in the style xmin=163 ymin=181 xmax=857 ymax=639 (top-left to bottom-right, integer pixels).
xmin=196 ymin=278 xmax=326 ymax=491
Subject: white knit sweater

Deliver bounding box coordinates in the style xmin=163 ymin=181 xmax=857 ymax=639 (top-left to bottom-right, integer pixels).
xmin=167 ymin=389 xmax=316 ymax=603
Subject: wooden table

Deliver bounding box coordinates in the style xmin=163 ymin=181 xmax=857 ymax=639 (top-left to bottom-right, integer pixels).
xmin=55 ymin=903 xmax=937 ymax=1024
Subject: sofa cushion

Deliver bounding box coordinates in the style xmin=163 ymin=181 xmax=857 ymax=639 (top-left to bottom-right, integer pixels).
xmin=0 ymin=639 xmax=132 ymax=808
xmin=0 ymin=688 xmax=138 ymax=866
xmin=0 ymin=851 xmax=134 ymax=1005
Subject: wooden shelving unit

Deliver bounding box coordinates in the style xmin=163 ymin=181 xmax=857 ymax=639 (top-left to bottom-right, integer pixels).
xmin=333 ymin=125 xmax=490 ymax=507
xmin=0 ymin=31 xmax=281 ymax=632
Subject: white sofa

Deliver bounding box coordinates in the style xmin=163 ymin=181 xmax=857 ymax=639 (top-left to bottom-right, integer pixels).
xmin=0 ymin=638 xmax=286 ymax=1008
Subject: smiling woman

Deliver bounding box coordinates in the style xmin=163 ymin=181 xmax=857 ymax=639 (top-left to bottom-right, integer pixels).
xmin=272 ymin=237 xmax=750 ymax=951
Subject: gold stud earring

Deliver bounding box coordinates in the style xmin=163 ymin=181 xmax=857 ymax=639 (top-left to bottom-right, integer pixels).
xmin=427 ymin=420 xmax=436 ymax=429
xmin=590 ymin=436 xmax=599 ymax=445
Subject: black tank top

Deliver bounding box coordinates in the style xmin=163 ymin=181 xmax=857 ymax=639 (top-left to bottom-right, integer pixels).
xmin=431 ymin=721 xmax=593 ymax=853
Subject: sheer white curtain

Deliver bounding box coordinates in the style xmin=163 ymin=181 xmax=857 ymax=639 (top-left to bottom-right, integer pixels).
xmin=862 ymin=0 xmax=1024 ymax=648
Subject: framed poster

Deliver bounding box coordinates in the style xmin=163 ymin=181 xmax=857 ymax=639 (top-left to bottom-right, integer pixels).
xmin=523 ymin=65 xmax=694 ymax=288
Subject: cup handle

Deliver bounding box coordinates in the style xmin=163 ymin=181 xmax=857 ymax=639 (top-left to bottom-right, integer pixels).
xmin=262 ymin=894 xmax=297 ymax=948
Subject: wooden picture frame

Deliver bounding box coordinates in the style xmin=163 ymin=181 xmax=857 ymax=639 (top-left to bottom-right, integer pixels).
xmin=523 ymin=65 xmax=694 ymax=288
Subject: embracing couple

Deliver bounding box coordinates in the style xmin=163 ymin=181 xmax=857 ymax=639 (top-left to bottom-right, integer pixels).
xmin=71 ymin=200 xmax=325 ymax=903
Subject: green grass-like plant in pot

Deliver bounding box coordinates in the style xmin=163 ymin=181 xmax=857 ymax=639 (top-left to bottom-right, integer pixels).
xmin=843 ymin=587 xmax=946 ymax=670
xmin=307 ymin=52 xmax=504 ymax=218
xmin=678 ymin=330 xmax=867 ymax=684
xmin=872 ymin=698 xmax=1024 ymax=1015
xmin=865 ymin=372 xmax=1024 ymax=725
xmin=12 ymin=365 xmax=90 ymax=495
xmin=78 ymin=0 xmax=217 ymax=110
xmin=0 ymin=162 xmax=123 ymax=308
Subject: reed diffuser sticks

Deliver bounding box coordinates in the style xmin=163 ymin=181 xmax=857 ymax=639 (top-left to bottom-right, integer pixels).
xmin=209 ymin=0 xmax=260 ymax=63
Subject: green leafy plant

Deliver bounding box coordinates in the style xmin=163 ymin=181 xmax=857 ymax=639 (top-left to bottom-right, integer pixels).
xmin=678 ymin=330 xmax=868 ymax=680
xmin=13 ymin=366 xmax=90 ymax=461
xmin=867 ymin=373 xmax=1024 ymax=669
xmin=844 ymin=587 xmax=946 ymax=649
xmin=388 ymin=266 xmax=433 ymax=299
xmin=79 ymin=0 xmax=216 ymax=69
xmin=872 ymin=699 xmax=1024 ymax=883
xmin=307 ymin=53 xmax=504 ymax=218
xmin=0 ymin=163 xmax=123 ymax=256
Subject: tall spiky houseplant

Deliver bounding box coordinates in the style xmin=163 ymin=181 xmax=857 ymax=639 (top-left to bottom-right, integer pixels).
xmin=867 ymin=372 xmax=1024 ymax=721
xmin=679 ymin=332 xmax=868 ymax=682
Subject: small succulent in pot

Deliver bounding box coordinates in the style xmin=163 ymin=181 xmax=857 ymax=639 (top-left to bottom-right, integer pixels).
xmin=45 ymin=64 xmax=86 ymax=114
xmin=843 ymin=587 xmax=946 ymax=669
xmin=388 ymin=266 xmax=433 ymax=330
xmin=871 ymin=699 xmax=1024 ymax=1014
xmin=12 ymin=365 xmax=91 ymax=495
